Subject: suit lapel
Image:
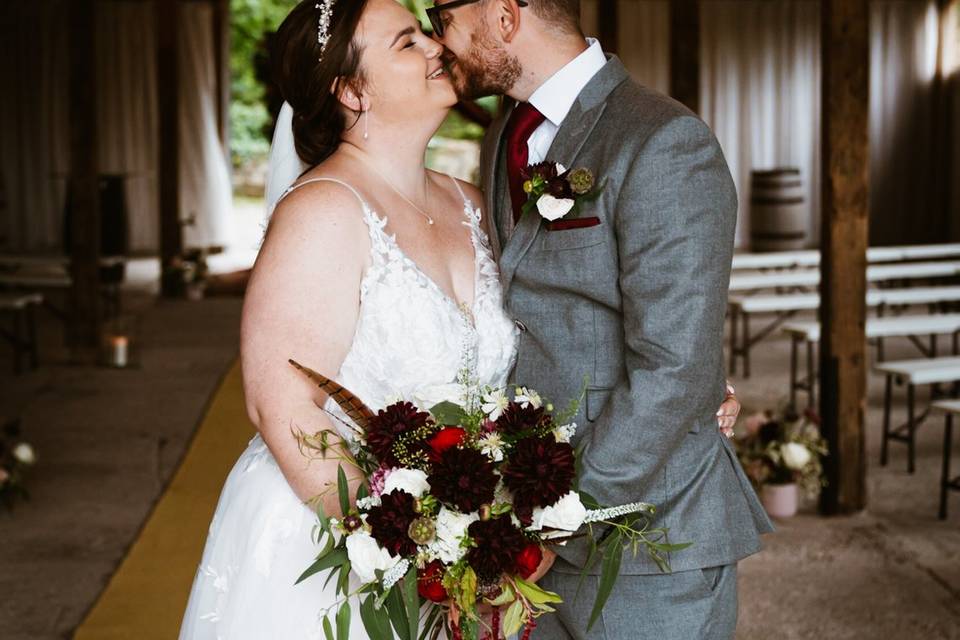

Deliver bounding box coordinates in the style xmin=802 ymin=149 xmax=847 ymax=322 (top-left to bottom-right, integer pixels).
xmin=498 ymin=97 xmax=609 ymax=292
xmin=482 ymin=100 xmax=513 ymax=263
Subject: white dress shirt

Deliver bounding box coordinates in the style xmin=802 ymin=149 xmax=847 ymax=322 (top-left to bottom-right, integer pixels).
xmin=525 ymin=38 xmax=607 ymax=164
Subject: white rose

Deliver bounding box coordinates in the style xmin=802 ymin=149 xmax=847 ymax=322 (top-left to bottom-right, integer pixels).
xmin=536 ymin=195 xmax=575 ymax=221
xmin=345 ymin=530 xmax=400 ymax=583
xmin=427 ymin=507 xmax=479 ymax=564
xmin=382 ymin=468 xmax=430 ymax=498
xmin=412 ymin=383 xmax=467 ymax=411
xmin=527 ymin=491 xmax=587 ymax=536
xmin=781 ymin=442 xmax=812 ymax=471
xmin=12 ymin=443 xmax=36 ymax=466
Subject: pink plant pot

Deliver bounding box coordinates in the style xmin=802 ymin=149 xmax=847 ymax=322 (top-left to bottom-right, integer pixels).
xmin=761 ymin=482 xmax=799 ymax=519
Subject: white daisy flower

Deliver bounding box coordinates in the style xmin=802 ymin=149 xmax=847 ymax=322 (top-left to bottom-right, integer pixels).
xmin=478 ymin=433 xmax=505 ymax=462
xmin=481 ymin=388 xmax=509 ymax=421
xmin=514 ymin=387 xmax=543 ymax=409
xmin=553 ymin=423 xmax=577 ymax=444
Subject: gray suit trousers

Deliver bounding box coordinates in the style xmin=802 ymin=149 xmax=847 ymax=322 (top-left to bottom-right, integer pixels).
xmin=534 ymin=560 xmax=738 ymax=640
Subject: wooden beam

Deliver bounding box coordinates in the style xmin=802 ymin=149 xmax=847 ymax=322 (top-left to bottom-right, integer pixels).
xmin=597 ymin=0 xmax=618 ymax=54
xmin=669 ymin=0 xmax=700 ymax=114
xmin=212 ymin=0 xmax=230 ymax=153
xmin=156 ymin=0 xmax=183 ymax=297
xmin=68 ymin=0 xmax=102 ymax=349
xmin=819 ymin=0 xmax=870 ymax=515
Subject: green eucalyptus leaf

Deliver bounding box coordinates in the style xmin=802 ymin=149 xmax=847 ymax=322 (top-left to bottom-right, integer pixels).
xmin=323 ymin=614 xmax=335 ymax=640
xmin=336 ymin=601 xmax=352 ymax=640
xmin=386 ymin=587 xmax=411 ymax=640
xmin=337 ymin=465 xmax=351 ymax=516
xmin=486 ymin=583 xmax=515 ymax=607
xmin=402 ymin=565 xmax=421 ymax=640
xmin=587 ymin=534 xmax=623 ymax=631
xmin=337 ymin=560 xmax=352 ymax=595
xmin=360 ymin=594 xmax=395 ymax=640
xmin=296 ymin=548 xmax=348 ymax=585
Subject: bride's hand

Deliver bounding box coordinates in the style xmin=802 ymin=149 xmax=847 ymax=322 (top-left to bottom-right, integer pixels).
xmin=717 ymin=381 xmax=740 ymax=438
xmin=524 ymin=547 xmax=557 ymax=584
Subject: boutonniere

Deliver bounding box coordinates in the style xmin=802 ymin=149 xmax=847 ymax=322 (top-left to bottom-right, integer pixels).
xmin=520 ymin=161 xmax=606 ymax=222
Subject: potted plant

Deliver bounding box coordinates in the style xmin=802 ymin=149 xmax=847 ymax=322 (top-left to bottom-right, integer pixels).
xmin=735 ymin=408 xmax=828 ymax=518
xmin=163 ymin=248 xmax=210 ymax=300
xmin=0 ymin=419 xmax=37 ymax=510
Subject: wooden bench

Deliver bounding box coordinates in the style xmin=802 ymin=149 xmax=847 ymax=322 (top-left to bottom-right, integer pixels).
xmin=0 ymin=292 xmax=43 ymax=373
xmin=783 ymin=314 xmax=960 ymax=411
xmin=727 ymin=286 xmax=960 ymax=377
xmin=932 ymin=399 xmax=960 ymax=519
xmin=728 ymin=260 xmax=960 ymax=292
xmin=730 ymin=243 xmax=960 ymax=270
xmin=874 ymin=358 xmax=960 ymax=474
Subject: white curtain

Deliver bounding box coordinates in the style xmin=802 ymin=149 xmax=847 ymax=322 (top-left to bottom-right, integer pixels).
xmin=869 ymin=0 xmax=943 ymax=246
xmin=700 ymin=0 xmax=822 ymax=250
xmin=0 ymin=1 xmax=69 ymax=251
xmin=0 ymin=0 xmax=233 ymax=254
xmin=179 ymin=2 xmax=233 ymax=250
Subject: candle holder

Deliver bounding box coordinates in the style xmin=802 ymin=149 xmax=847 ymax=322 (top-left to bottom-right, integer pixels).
xmin=100 ymin=315 xmax=139 ymax=369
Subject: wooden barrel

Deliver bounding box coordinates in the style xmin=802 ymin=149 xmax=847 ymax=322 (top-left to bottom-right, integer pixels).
xmin=749 ymin=168 xmax=807 ymax=251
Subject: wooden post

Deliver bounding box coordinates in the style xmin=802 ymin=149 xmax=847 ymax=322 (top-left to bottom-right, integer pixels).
xmin=669 ymin=0 xmax=700 ymax=114
xmin=819 ymin=0 xmax=870 ymax=515
xmin=156 ymin=0 xmax=183 ymax=297
xmin=68 ymin=0 xmax=102 ymax=349
xmin=212 ymin=0 xmax=230 ymax=153
xmin=597 ymin=0 xmax=618 ymax=54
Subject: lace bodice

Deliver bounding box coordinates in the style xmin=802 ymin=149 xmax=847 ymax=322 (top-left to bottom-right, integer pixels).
xmin=284 ymin=177 xmax=518 ymax=430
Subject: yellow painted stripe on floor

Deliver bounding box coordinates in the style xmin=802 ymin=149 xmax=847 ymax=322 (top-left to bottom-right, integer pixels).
xmin=75 ymin=360 xmax=254 ymax=640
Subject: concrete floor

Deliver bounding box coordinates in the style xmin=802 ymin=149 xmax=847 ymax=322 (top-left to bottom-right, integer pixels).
xmin=0 ymin=292 xmax=242 ymax=640
xmin=0 ymin=292 xmax=958 ymax=639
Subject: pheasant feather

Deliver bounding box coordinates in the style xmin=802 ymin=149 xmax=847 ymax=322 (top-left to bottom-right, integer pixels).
xmin=288 ymin=359 xmax=375 ymax=430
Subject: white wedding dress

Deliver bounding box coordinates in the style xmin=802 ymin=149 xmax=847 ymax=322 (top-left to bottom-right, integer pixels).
xmin=179 ymin=177 xmax=519 ymax=639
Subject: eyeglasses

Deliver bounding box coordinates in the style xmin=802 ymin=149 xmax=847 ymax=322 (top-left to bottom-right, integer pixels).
xmin=426 ymin=0 xmax=528 ymax=38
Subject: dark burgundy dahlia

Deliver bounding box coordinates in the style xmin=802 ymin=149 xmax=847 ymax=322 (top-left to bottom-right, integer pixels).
xmin=427 ymin=447 xmax=498 ymax=513
xmin=366 ymin=489 xmax=420 ymax=557
xmin=495 ymin=402 xmax=551 ymax=436
xmin=466 ymin=516 xmax=529 ymax=584
xmin=501 ymin=435 xmax=576 ymax=515
xmin=520 ymin=161 xmax=559 ymax=182
xmin=365 ymin=401 xmax=432 ymax=467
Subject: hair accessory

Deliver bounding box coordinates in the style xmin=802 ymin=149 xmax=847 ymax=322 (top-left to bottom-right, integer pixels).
xmin=315 ymin=0 xmax=337 ymax=61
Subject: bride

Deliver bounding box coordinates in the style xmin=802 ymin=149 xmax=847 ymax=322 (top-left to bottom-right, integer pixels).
xmin=179 ymin=0 xmax=740 ymax=637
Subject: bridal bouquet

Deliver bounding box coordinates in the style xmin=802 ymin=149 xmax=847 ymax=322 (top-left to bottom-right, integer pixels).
xmin=289 ymin=360 xmax=690 ymax=640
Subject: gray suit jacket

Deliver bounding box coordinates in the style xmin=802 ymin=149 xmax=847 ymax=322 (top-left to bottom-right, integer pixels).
xmin=480 ymin=56 xmax=774 ymax=576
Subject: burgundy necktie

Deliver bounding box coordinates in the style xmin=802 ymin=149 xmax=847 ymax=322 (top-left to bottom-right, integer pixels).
xmin=505 ymin=102 xmax=546 ymax=223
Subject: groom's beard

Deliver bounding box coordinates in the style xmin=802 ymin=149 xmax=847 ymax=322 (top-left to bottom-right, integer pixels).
xmin=447 ymin=29 xmax=521 ymax=100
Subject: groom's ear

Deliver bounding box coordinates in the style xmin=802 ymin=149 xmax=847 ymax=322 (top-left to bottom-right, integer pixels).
xmin=493 ymin=0 xmax=523 ymax=43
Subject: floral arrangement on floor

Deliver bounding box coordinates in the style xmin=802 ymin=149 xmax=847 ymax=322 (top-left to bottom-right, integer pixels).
xmin=735 ymin=407 xmax=828 ymax=499
xmin=289 ymin=361 xmax=691 ymax=640
xmin=0 ymin=419 xmax=37 ymax=509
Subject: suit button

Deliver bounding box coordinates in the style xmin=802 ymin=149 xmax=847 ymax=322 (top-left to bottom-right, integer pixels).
xmin=514 ymin=319 xmax=527 ymax=332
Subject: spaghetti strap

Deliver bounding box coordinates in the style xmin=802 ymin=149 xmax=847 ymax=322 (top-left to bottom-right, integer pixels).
xmin=275 ymin=177 xmax=370 ymax=211
xmin=448 ymin=175 xmax=470 ymax=208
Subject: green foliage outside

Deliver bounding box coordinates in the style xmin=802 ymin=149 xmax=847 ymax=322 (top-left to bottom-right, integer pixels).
xmin=229 ymin=0 xmax=496 ymax=172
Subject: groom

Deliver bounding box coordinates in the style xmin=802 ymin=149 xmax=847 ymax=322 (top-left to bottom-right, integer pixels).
xmin=431 ymin=1 xmax=773 ymax=638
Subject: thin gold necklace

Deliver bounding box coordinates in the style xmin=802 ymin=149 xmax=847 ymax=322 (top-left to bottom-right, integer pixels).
xmin=359 ymin=156 xmax=435 ymax=226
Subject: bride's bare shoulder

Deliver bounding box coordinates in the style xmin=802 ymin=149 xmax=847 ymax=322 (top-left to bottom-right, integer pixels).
xmin=265 ymin=177 xmax=370 ymax=245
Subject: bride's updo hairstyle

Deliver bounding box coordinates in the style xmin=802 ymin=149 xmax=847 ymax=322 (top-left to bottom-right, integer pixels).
xmin=273 ymin=0 xmax=371 ymax=166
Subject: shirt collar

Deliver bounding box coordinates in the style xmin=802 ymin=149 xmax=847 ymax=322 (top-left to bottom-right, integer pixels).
xmin=527 ymin=38 xmax=607 ymax=128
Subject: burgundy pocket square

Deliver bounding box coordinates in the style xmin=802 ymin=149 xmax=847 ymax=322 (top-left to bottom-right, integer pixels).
xmin=546 ymin=217 xmax=602 ymax=231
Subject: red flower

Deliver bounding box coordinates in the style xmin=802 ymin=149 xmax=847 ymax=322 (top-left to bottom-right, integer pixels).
xmin=515 ymin=544 xmax=543 ymax=579
xmin=417 ymin=560 xmax=448 ymax=602
xmin=427 ymin=426 xmax=466 ymax=456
